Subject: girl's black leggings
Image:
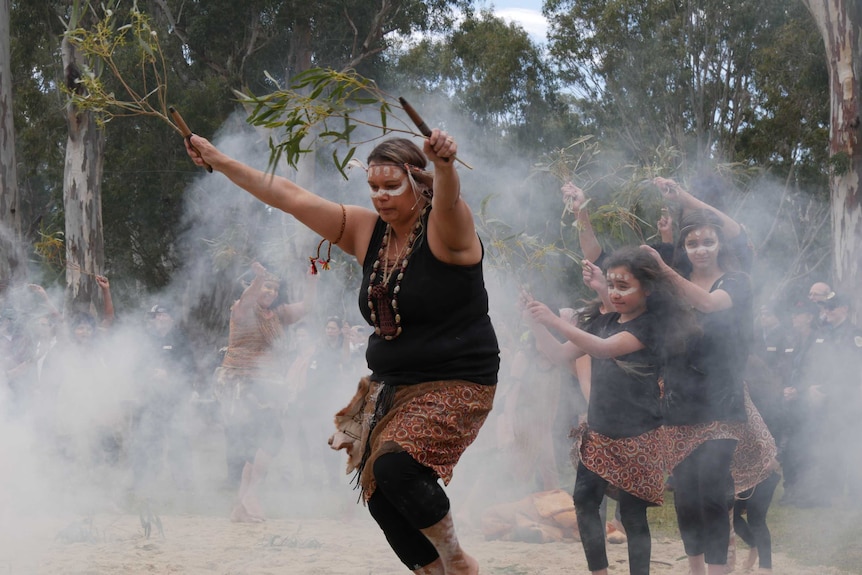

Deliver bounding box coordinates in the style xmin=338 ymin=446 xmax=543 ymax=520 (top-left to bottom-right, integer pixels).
xmin=672 ymin=438 xmax=737 ymax=565
xmin=733 ymin=471 xmax=780 ymax=569
xmin=573 ymin=462 xmax=653 ymax=575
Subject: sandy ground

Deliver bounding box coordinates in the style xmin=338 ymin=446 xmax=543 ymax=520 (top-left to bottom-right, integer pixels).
xmin=0 ymin=401 xmax=856 ymax=575
xmin=2 ymin=503 xmax=856 ymax=575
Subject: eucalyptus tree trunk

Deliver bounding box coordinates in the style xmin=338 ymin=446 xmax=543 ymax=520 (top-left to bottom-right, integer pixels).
xmin=0 ymin=0 xmax=24 ymax=286
xmin=802 ymin=0 xmax=862 ymax=310
xmin=61 ymin=34 xmax=106 ymax=315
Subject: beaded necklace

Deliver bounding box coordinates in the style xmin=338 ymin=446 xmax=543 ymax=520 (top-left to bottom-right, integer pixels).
xmin=367 ymin=207 xmax=427 ymax=340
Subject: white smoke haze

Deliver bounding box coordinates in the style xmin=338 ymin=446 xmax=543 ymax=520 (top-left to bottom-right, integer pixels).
xmin=1 ymin=90 xmax=859 ymax=574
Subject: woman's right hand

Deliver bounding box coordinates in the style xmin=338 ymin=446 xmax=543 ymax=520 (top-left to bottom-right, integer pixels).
xmin=185 ymin=134 xmax=222 ymax=170
xmin=561 ymin=182 xmax=586 ymax=215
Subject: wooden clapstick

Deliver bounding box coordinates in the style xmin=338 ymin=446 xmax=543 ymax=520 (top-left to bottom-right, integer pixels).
xmin=169 ymin=106 xmax=212 ymax=173
xmin=398 ymin=97 xmax=450 ymax=163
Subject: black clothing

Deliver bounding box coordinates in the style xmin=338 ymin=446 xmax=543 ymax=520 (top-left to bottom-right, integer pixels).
xmin=368 ymin=451 xmax=450 ymax=570
xmin=359 ymin=212 xmax=499 ymax=387
xmin=734 ymin=471 xmax=780 ymax=569
xmin=754 ymin=324 xmax=791 ymax=381
xmin=663 ymin=272 xmax=753 ymax=425
xmin=673 ymin=439 xmax=737 ymax=564
xmin=584 ymin=311 xmax=661 ymax=438
xmin=574 ymin=462 xmax=652 ymax=575
xmin=803 ymin=319 xmax=862 ymax=413
xmin=793 ymin=319 xmax=862 ymax=502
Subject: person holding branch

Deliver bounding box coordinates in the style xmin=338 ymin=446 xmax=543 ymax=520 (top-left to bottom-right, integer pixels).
xmin=185 ymin=128 xmax=499 ymax=575
xmin=641 ymin=209 xmax=769 ymax=575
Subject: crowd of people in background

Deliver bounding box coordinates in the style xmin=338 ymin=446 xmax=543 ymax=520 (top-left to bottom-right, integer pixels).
xmin=1 ymin=165 xmax=860 ymax=574
xmin=0 ymin=267 xmax=368 ymax=519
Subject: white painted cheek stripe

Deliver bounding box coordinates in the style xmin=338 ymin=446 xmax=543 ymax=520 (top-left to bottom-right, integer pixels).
xmin=369 ymin=178 xmax=409 ymax=199
xmin=685 ymin=243 xmax=719 ymax=255
xmin=609 ymin=286 xmax=639 ymax=297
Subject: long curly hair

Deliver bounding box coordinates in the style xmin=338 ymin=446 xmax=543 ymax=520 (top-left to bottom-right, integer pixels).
xmin=603 ymin=246 xmax=700 ymax=358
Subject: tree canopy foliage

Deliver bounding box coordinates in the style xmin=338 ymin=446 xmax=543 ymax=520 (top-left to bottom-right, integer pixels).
xmin=1 ymin=0 xmax=843 ymax=324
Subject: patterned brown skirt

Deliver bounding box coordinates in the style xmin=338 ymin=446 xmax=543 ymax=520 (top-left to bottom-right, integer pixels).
xmin=358 ymin=379 xmax=496 ymax=499
xmin=664 ymin=385 xmax=778 ymax=495
xmin=573 ymin=385 xmax=776 ymax=505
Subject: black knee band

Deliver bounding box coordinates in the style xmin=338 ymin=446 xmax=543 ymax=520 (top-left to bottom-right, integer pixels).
xmin=373 ymin=450 xmax=450 ymax=529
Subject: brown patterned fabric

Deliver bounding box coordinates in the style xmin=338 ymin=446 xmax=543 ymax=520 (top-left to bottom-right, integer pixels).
xmin=664 ymin=385 xmax=777 ymax=494
xmin=357 ymin=379 xmax=495 ymax=498
xmin=575 ymin=424 xmax=670 ymax=505
xmin=572 ymin=385 xmax=776 ymax=505
xmin=221 ymin=305 xmax=285 ymax=377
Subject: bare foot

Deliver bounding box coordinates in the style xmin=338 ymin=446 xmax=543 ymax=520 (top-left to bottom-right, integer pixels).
xmin=606 ymin=521 xmax=627 ymax=544
xmin=742 ymin=548 xmax=758 ymax=571
xmin=230 ymin=503 xmax=265 ymax=523
xmin=412 ymin=557 xmax=445 ymax=575
xmin=454 ymin=552 xmax=479 ymax=575
xmin=241 ymin=492 xmax=266 ymax=521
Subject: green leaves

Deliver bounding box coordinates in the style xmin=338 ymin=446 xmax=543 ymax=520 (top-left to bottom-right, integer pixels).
xmin=62 ymin=1 xmax=175 ymax=131
xmin=235 ymin=67 xmax=412 ymax=176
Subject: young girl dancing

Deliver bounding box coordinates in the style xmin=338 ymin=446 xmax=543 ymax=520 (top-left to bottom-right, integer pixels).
xmin=642 ymin=209 xmax=773 ymax=575
xmin=525 ymin=247 xmax=696 ymax=575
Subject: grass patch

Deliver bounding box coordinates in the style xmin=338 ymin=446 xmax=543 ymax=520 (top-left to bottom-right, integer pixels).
xmin=645 ymin=487 xmax=862 ymax=573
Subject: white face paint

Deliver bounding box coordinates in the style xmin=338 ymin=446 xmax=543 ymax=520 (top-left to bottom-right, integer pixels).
xmin=684 ymin=227 xmax=720 ymax=257
xmin=606 ymin=269 xmax=640 ymax=298
xmin=608 ymin=285 xmax=639 ymax=297
xmin=369 ymin=177 xmax=409 ymax=199
xmin=684 ymin=242 xmax=719 ymax=256
xmin=368 ymin=163 xmax=411 ymax=199
xmin=607 ymin=272 xmax=631 ymax=281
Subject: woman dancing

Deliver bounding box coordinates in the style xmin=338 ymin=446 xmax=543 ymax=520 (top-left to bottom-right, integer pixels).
xmin=186 ymin=129 xmax=498 ymax=574
xmin=216 ymin=261 xmax=315 ymax=522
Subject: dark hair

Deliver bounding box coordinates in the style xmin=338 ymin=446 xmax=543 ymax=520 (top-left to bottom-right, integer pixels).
xmin=822 ymin=293 xmax=849 ymax=310
xmin=576 ymin=299 xmax=604 ymax=331
xmin=672 ymin=209 xmax=739 ymax=276
xmin=367 ymin=138 xmax=427 ymax=169
xmin=604 ymin=246 xmax=700 ymax=357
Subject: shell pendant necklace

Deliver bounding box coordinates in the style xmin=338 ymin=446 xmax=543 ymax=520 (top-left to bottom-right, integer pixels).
xmin=367 ymin=208 xmax=427 ymax=340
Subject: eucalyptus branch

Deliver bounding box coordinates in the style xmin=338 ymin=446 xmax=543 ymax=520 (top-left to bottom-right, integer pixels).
xmin=235 ymin=67 xmax=472 ymax=177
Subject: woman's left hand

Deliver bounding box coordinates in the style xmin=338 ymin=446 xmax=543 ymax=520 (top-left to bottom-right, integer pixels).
xmin=424 ymin=129 xmax=457 ymax=166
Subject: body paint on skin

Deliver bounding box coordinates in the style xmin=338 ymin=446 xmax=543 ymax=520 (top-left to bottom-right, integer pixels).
xmin=369 ymin=176 xmax=410 ymax=199
xmin=609 ymin=286 xmax=639 ymax=297
xmin=685 ymin=243 xmax=719 ymax=256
